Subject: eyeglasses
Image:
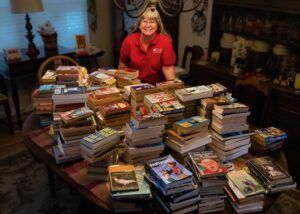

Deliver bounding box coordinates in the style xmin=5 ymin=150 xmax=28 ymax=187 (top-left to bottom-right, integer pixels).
xmin=141 ymin=20 xmax=157 ymax=25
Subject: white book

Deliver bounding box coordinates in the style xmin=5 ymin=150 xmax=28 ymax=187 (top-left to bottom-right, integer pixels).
xmin=175 ymin=85 xmax=214 ymax=102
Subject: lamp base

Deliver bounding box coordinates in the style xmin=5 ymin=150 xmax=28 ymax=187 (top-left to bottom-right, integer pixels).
xmin=25 ymin=13 xmax=40 ymax=58
xmin=26 ymin=44 xmax=40 ymax=58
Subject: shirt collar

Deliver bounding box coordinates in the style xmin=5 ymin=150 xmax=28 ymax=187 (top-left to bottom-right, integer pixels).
xmin=135 ymin=32 xmax=160 ymax=47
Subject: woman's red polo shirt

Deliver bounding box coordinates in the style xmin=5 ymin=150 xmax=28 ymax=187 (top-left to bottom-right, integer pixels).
xmin=120 ymin=32 xmax=176 ymax=85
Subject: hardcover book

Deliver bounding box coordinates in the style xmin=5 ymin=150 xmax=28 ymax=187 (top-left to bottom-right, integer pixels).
xmin=227 ymin=170 xmax=264 ymax=197
xmin=145 ymin=155 xmax=192 ymax=188
xmin=109 ymin=164 xmax=139 ymax=193
xmin=189 ymin=151 xmax=228 ymax=177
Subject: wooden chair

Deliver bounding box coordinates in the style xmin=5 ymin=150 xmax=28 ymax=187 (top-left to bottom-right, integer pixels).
xmin=38 ymin=55 xmax=79 ymax=85
xmin=0 ymin=75 xmax=14 ymax=134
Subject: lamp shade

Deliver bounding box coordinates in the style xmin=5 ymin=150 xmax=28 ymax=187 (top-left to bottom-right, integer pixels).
xmin=10 ymin=0 xmax=44 ymax=13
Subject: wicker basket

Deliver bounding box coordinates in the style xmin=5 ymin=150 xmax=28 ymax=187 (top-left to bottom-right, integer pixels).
xmin=41 ymin=33 xmax=58 ymax=49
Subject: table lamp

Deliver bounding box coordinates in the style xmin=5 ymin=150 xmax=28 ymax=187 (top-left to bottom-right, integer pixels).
xmin=10 ymin=0 xmax=44 ymax=58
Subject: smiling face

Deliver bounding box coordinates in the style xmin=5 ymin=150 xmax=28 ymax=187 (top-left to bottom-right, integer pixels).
xmin=139 ymin=18 xmax=158 ymax=37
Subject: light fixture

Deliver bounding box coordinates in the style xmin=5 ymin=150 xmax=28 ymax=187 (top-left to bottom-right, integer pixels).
xmin=114 ymin=0 xmax=203 ymax=18
xmin=10 ymin=0 xmax=44 ymax=58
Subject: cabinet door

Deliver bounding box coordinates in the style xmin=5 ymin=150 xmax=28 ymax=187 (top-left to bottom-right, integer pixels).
xmin=271 ymin=0 xmax=300 ymax=13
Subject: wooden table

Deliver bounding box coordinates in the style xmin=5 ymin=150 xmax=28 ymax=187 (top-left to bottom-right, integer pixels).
xmin=0 ymin=46 xmax=74 ymax=129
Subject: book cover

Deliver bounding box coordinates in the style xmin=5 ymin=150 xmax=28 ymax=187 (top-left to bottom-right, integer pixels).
xmin=54 ymin=86 xmax=86 ymax=95
xmin=130 ymin=83 xmax=155 ymax=92
xmin=144 ymin=92 xmax=176 ymax=104
xmin=101 ymin=101 xmax=131 ymax=114
xmin=59 ymin=107 xmax=93 ymax=123
xmin=214 ymin=103 xmax=249 ymax=114
xmin=227 ymin=170 xmax=264 ymax=197
xmin=109 ymin=164 xmax=139 ymax=193
xmin=111 ymin=165 xmax=150 ymax=199
xmin=174 ymin=116 xmax=209 ymax=129
xmin=82 ymin=127 xmax=118 ymax=144
xmin=177 ymin=85 xmax=212 ymax=95
xmin=189 ymin=151 xmax=228 ymax=177
xmin=208 ymin=83 xmax=227 ymax=95
xmin=146 ymin=155 xmax=192 ymax=187
xmin=153 ymin=100 xmax=185 ymax=115
xmin=254 ymin=127 xmax=287 ymax=143
xmin=92 ymin=87 xmax=120 ymax=99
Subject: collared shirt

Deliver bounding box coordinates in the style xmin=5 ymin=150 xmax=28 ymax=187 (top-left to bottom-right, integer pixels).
xmin=120 ymin=32 xmax=176 ymax=85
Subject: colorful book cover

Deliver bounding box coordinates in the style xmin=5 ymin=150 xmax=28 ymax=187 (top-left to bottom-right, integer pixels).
xmin=111 ymin=165 xmax=150 ymax=198
xmin=145 ymin=92 xmax=176 ymax=104
xmin=54 ymin=86 xmax=85 ymax=95
xmin=109 ymin=164 xmax=139 ymax=193
xmin=254 ymin=127 xmax=287 ymax=143
xmin=153 ymin=100 xmax=185 ymax=114
xmin=134 ymin=112 xmax=166 ymax=122
xmin=227 ymin=170 xmax=264 ymax=197
xmin=248 ymin=157 xmax=290 ymax=182
xmin=39 ymin=84 xmax=55 ymax=92
xmin=59 ymin=107 xmax=93 ymax=121
xmin=82 ymin=127 xmax=118 ymax=144
xmin=189 ymin=151 xmax=228 ymax=177
xmin=102 ymin=101 xmax=131 ymax=113
xmin=175 ymin=116 xmax=209 ymax=129
xmin=131 ymin=83 xmax=155 ymax=91
xmin=93 ymin=87 xmax=120 ymax=97
xmin=146 ymin=155 xmax=192 ymax=187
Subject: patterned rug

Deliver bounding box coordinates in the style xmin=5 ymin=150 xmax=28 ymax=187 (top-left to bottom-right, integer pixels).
xmin=0 ymin=145 xmax=80 ymax=214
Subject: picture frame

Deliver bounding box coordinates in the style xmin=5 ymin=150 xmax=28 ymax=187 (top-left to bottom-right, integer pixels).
xmin=3 ymin=48 xmax=21 ymax=62
xmin=75 ymin=34 xmax=87 ymax=49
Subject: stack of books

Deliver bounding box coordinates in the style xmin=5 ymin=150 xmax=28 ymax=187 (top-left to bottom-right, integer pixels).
xmin=186 ymin=151 xmax=229 ymax=213
xmin=209 ymin=103 xmax=252 ymax=161
xmin=166 ymin=116 xmax=211 ymax=156
xmin=87 ymin=87 xmax=122 ymax=110
xmin=225 ymin=170 xmax=265 ymax=213
xmin=52 ymin=86 xmax=88 ymax=132
xmin=80 ymin=127 xmax=120 ymax=163
xmin=175 ymin=85 xmax=214 ymax=118
xmin=32 ymin=84 xmax=54 ymax=126
xmin=156 ymin=79 xmax=184 ymax=92
xmin=109 ymin=164 xmax=150 ymax=212
xmin=130 ymin=83 xmax=158 ymax=110
xmin=246 ymin=156 xmax=297 ymax=193
xmin=144 ymin=91 xmax=177 ymax=111
xmin=145 ymin=155 xmax=199 ymax=214
xmin=198 ymin=97 xmax=231 ymax=120
xmin=89 ymin=70 xmax=116 ymax=87
xmin=55 ymin=66 xmax=82 ymax=86
xmin=115 ymin=68 xmax=141 ymax=88
xmin=207 ymin=83 xmax=227 ymax=96
xmin=123 ymin=119 xmax=166 ymax=164
xmin=251 ymin=127 xmax=287 ymax=154
xmin=53 ymin=107 xmax=96 ymax=163
xmin=41 ymin=70 xmax=57 ymax=84
xmin=87 ymin=159 xmax=111 ymax=181
xmin=96 ymin=101 xmax=131 ymax=129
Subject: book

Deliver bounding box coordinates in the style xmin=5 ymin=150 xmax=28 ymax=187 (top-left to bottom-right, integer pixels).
xmin=115 ymin=68 xmax=139 ymax=80
xmin=111 ymin=165 xmax=151 ymax=199
xmin=131 ymin=112 xmax=167 ymax=128
xmin=54 ymin=86 xmax=86 ymax=95
xmin=207 ymin=83 xmax=227 ymax=96
xmin=173 ymin=116 xmax=209 ymax=135
xmin=59 ymin=107 xmax=93 ymax=124
xmin=175 ymin=85 xmax=214 ymax=102
xmin=189 ymin=151 xmax=228 ymax=177
xmin=227 ymin=170 xmax=264 ymax=197
xmin=156 ymin=79 xmax=184 ymax=91
xmin=152 ymin=100 xmax=185 ymax=115
xmin=99 ymin=101 xmax=131 ymax=117
xmin=145 ymin=155 xmax=193 ymax=188
xmin=92 ymin=87 xmax=120 ymax=99
xmin=200 ymin=97 xmax=231 ymax=110
xmin=214 ymin=103 xmax=249 ymax=115
xmin=253 ymin=127 xmax=287 ymax=143
xmin=144 ymin=91 xmax=176 ymax=107
xmin=109 ymin=164 xmax=139 ymax=193
xmin=212 ymin=130 xmax=254 ymax=141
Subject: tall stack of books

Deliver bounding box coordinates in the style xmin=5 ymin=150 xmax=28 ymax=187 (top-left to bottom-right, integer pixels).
xmin=198 ymin=97 xmax=231 ymax=120
xmin=52 ymin=86 xmax=88 ymax=132
xmin=87 ymin=87 xmax=122 ymax=111
xmin=145 ymin=155 xmax=199 ymax=214
xmin=156 ymin=79 xmax=184 ymax=92
xmin=175 ymin=85 xmax=214 ymax=118
xmin=115 ymin=68 xmax=141 ymax=88
xmin=186 ymin=151 xmax=229 ymax=213
xmin=166 ymin=116 xmax=211 ymax=157
xmin=55 ymin=66 xmax=82 ymax=86
xmin=251 ymin=127 xmax=287 ymax=154
xmin=225 ymin=170 xmax=265 ymax=213
xmin=81 ymin=127 xmax=120 ymax=163
xmin=89 ymin=70 xmax=116 ymax=87
xmin=96 ymin=101 xmax=131 ymax=129
xmin=110 ymin=165 xmax=151 ymax=212
xmin=32 ymin=84 xmax=54 ymax=126
xmin=123 ymin=83 xmax=148 ymax=102
xmin=246 ymin=156 xmax=297 ymax=193
xmin=209 ymin=103 xmax=252 ymax=161
xmin=123 ymin=118 xmax=166 ymax=164
xmin=130 ymin=83 xmax=159 ymax=110
xmin=53 ymin=107 xmax=96 ymax=163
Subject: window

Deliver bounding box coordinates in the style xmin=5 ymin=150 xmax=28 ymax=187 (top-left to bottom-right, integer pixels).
xmin=0 ymin=0 xmax=89 ymax=49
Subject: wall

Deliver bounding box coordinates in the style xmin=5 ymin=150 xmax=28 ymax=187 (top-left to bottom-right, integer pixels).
xmin=89 ymin=0 xmax=114 ymax=67
xmin=178 ymin=0 xmax=213 ymax=68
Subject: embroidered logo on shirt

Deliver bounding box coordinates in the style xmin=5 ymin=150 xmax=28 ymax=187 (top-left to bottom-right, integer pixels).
xmin=153 ymin=48 xmax=163 ymax=54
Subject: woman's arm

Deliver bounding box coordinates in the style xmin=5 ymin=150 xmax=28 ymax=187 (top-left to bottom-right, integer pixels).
xmin=162 ymin=66 xmax=176 ymax=81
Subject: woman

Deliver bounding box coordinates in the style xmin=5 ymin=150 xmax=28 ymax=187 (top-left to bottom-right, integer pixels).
xmin=119 ymin=8 xmax=176 ymax=85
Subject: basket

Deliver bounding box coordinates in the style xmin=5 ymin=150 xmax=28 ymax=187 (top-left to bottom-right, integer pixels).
xmin=41 ymin=33 xmax=58 ymax=49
